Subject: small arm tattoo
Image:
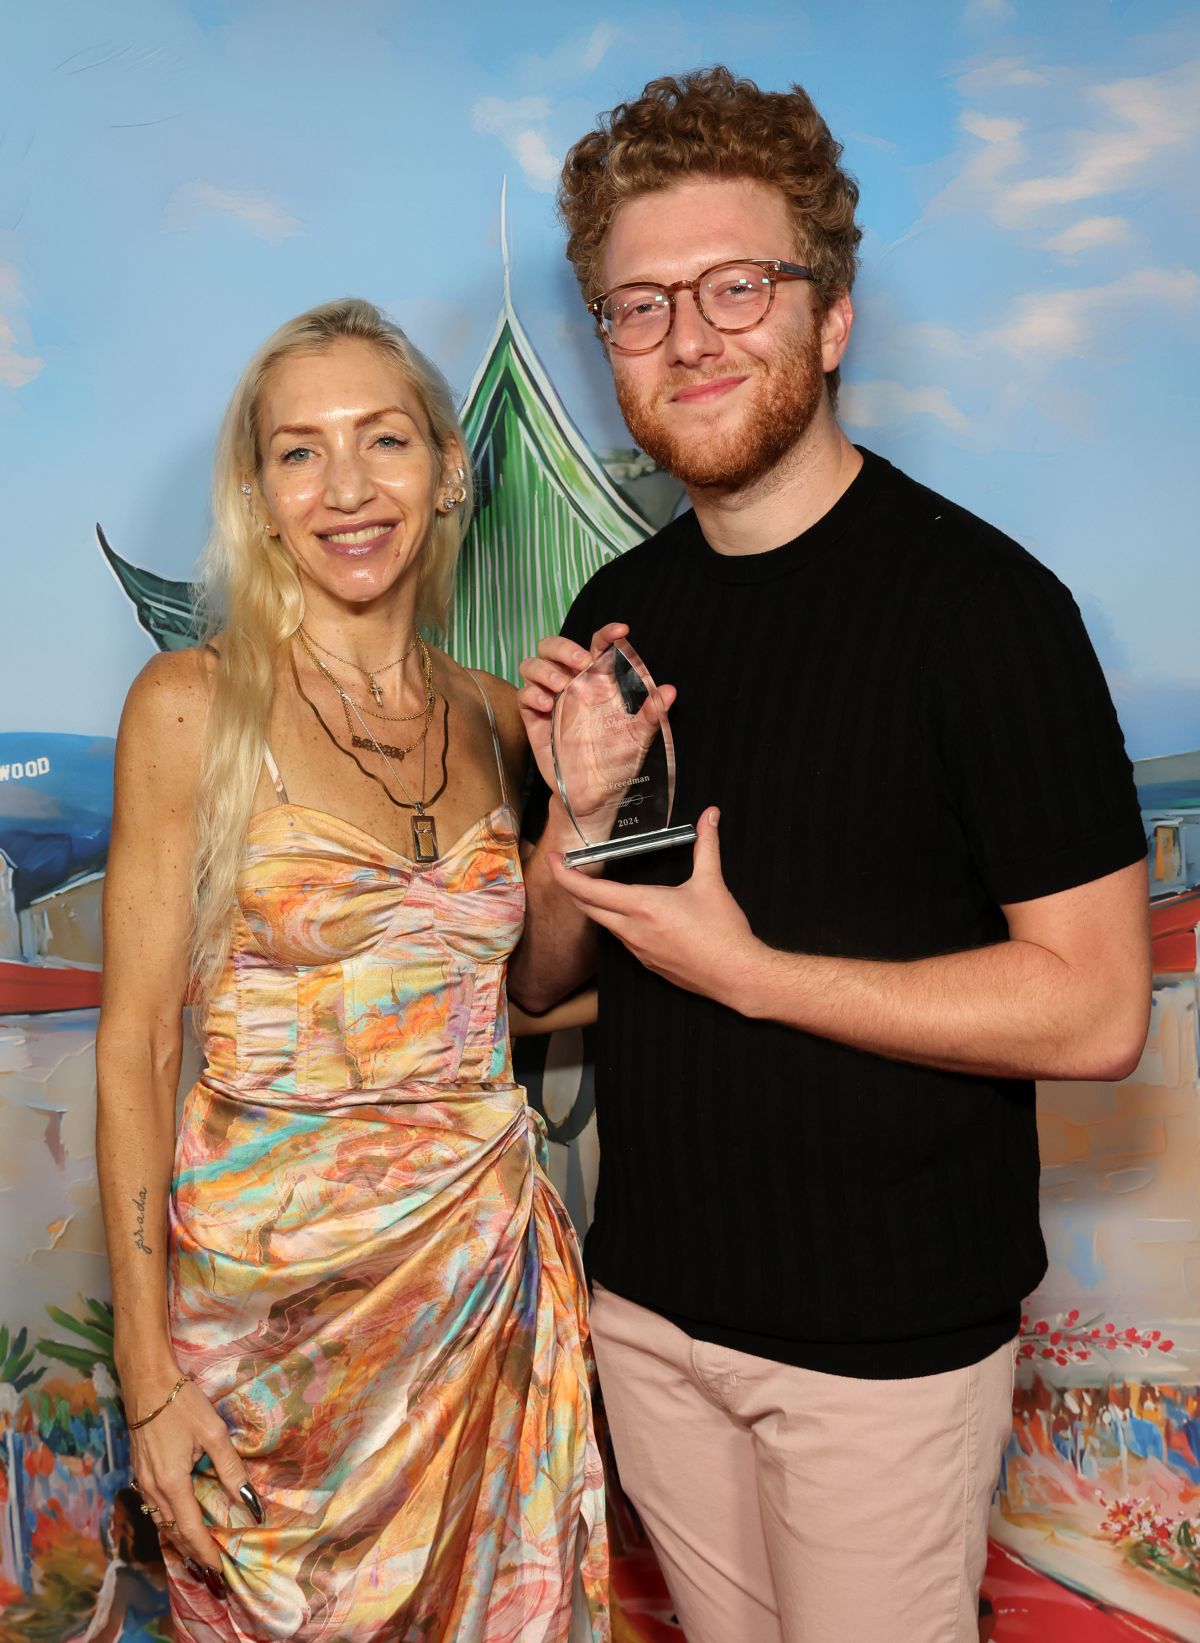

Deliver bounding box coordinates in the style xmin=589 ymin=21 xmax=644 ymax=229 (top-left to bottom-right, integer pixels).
xmin=131 ymin=1185 xmax=153 ymax=1255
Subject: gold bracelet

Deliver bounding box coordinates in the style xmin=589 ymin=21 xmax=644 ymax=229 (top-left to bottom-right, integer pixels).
xmin=126 ymin=1373 xmax=195 ymax=1431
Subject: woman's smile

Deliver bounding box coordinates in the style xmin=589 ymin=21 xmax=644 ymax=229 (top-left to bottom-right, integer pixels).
xmin=317 ymin=521 xmax=399 ymax=555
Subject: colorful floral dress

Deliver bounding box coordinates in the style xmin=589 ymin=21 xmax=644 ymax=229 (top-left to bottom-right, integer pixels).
xmin=166 ymin=704 xmax=608 ymax=1642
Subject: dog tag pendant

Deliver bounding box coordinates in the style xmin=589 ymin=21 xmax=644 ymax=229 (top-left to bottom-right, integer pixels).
xmin=412 ymin=811 xmax=439 ymax=863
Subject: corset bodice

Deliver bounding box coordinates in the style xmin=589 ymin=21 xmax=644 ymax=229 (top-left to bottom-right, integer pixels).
xmin=198 ymin=802 xmax=525 ymax=1106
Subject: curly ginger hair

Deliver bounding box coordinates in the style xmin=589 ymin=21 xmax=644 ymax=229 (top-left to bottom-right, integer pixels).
xmin=558 ymin=66 xmax=862 ymax=391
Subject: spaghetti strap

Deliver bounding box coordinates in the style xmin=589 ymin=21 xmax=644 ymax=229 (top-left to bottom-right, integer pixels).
xmin=468 ymin=671 xmax=510 ymax=811
xmin=262 ymin=743 xmax=289 ymax=804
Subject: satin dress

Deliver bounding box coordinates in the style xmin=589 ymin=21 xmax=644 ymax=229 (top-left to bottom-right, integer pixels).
xmin=166 ymin=699 xmax=608 ymax=1642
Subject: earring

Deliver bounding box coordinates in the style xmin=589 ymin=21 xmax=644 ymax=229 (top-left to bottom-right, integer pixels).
xmin=241 ymin=483 xmax=252 ymax=496
xmin=442 ymin=466 xmax=468 ymax=510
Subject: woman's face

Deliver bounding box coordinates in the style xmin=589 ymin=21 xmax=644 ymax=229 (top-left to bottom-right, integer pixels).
xmin=255 ymin=337 xmax=451 ymax=609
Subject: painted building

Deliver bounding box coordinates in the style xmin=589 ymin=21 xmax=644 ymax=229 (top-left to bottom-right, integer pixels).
xmin=0 ymin=850 xmax=18 ymax=962
xmin=18 ymin=870 xmax=104 ymax=969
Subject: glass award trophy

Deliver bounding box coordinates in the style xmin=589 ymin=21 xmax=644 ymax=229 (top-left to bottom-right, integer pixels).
xmin=550 ymin=639 xmax=697 ymax=868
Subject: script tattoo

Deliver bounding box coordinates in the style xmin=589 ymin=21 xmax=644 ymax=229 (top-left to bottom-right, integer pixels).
xmin=131 ymin=1185 xmax=153 ymax=1256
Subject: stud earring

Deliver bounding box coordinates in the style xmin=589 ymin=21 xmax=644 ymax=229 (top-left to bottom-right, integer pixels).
xmin=241 ymin=483 xmax=252 ymax=496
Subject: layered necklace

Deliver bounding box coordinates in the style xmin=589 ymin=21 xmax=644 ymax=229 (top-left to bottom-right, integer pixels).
xmin=298 ymin=629 xmax=435 ymax=760
xmin=299 ymin=625 xmax=419 ymax=707
xmin=292 ymin=631 xmax=449 ymax=863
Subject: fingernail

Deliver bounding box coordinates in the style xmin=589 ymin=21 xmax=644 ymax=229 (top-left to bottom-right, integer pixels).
xmin=182 ymin=1556 xmax=206 ymax=1583
xmin=239 ymin=1482 xmax=265 ymax=1523
xmin=203 ymin=1566 xmax=227 ymax=1600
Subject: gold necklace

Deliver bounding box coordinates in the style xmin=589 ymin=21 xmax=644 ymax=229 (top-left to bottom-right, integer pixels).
xmin=289 ymin=651 xmax=450 ymax=859
xmin=300 ymin=628 xmax=433 ymax=722
xmin=338 ymin=687 xmax=443 ymax=861
xmin=300 ymin=626 xmax=420 ymax=707
xmin=297 ymin=632 xmax=434 ymax=759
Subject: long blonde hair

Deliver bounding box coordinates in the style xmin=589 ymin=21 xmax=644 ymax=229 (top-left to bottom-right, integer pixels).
xmin=190 ymin=297 xmax=473 ymax=1006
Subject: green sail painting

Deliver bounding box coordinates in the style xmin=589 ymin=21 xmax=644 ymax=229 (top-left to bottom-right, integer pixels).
xmin=449 ymin=266 xmax=657 ymax=679
xmin=97 ymin=265 xmax=673 ymax=676
xmin=97 ymin=524 xmax=203 ymax=653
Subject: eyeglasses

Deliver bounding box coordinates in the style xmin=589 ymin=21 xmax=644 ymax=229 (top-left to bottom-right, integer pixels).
xmin=587 ymin=259 xmax=814 ymax=354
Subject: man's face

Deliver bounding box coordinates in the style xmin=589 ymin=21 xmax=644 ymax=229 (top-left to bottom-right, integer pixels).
xmin=598 ymin=177 xmax=850 ymax=491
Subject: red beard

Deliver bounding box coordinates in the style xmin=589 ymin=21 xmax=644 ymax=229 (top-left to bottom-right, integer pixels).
xmin=613 ymin=317 xmax=827 ymax=493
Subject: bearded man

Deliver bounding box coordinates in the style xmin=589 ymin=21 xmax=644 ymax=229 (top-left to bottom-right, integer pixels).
xmin=511 ymin=66 xmax=1150 ymax=1643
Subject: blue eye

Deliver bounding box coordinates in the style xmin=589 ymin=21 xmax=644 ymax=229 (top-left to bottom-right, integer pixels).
xmin=375 ymin=434 xmax=408 ymax=450
xmin=280 ymin=446 xmax=312 ymax=464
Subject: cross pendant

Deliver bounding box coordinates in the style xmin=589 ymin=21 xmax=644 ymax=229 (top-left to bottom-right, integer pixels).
xmin=369 ymin=675 xmax=383 ymax=706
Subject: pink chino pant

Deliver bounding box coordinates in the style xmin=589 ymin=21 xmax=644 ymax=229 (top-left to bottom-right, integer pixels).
xmin=590 ymin=1284 xmax=1014 ymax=1643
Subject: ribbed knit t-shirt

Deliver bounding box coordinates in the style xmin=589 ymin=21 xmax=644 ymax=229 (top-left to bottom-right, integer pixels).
xmin=530 ymin=447 xmax=1146 ymax=1378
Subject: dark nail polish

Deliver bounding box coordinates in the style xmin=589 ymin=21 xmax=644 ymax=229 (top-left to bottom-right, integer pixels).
xmin=203 ymin=1566 xmax=227 ymax=1600
xmin=239 ymin=1481 xmax=265 ymax=1524
xmin=182 ymin=1556 xmax=206 ymax=1583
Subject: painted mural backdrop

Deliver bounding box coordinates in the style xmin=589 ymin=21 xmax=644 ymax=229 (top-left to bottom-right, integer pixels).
xmin=3 ymin=3 xmax=1198 ymax=1638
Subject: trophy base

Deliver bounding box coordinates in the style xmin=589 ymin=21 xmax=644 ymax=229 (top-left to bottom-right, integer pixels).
xmin=562 ymin=824 xmax=698 ymax=869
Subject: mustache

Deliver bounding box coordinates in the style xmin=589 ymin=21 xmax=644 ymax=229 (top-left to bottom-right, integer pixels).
xmin=656 ymin=363 xmax=765 ymax=401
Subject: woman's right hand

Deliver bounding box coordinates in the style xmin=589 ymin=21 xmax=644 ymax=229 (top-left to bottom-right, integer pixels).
xmin=125 ymin=1366 xmax=263 ymax=1600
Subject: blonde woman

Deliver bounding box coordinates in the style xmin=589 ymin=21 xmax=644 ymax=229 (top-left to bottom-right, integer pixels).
xmin=96 ymin=299 xmax=608 ymax=1642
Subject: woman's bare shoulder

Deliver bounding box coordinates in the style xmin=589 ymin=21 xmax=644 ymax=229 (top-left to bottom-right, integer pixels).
xmin=471 ymin=665 xmax=517 ymax=703
xmin=471 ymin=667 xmax=526 ymax=758
xmin=432 ymin=651 xmax=514 ymax=724
xmin=116 ymin=646 xmax=216 ymax=776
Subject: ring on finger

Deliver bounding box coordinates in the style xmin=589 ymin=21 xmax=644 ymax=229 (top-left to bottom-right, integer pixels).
xmin=158 ymin=1518 xmax=177 ymax=1531
xmin=141 ymin=1502 xmax=163 ymax=1517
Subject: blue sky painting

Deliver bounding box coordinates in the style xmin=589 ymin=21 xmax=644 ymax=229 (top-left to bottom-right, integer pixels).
xmin=1 ymin=0 xmax=1197 ymax=758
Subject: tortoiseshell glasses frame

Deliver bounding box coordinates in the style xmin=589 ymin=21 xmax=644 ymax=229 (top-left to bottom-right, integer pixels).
xmin=587 ymin=258 xmax=815 ymax=354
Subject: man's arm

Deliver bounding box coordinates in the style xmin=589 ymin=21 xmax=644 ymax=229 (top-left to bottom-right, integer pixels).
xmin=549 ymin=808 xmax=1151 ymax=1082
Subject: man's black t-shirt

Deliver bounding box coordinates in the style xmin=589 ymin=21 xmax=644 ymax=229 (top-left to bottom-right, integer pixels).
xmin=534 ymin=447 xmax=1146 ymax=1378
